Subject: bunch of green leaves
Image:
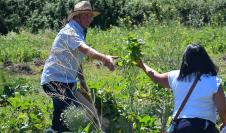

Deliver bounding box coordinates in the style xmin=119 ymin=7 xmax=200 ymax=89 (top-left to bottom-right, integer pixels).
xmin=126 ymin=113 xmax=158 ymax=133
xmin=0 ymin=92 xmax=52 ymax=132
xmin=62 ymin=106 xmax=89 ymax=132
xmin=0 ymin=70 xmax=52 ymax=132
xmin=90 ymin=87 xmax=132 ymax=132
xmin=117 ymin=35 xmax=144 ymax=67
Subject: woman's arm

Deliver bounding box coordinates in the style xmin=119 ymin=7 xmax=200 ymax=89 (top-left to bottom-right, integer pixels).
xmin=136 ymin=60 xmax=170 ymax=88
xmin=213 ymin=85 xmax=226 ymax=128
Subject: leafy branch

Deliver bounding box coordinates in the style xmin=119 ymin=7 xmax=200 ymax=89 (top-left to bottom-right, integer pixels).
xmin=117 ymin=35 xmax=145 ymax=68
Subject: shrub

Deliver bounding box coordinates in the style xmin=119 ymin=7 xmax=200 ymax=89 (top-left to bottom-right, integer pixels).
xmin=0 ymin=0 xmax=226 ymax=34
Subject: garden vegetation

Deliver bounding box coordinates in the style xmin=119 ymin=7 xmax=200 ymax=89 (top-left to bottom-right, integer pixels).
xmin=0 ymin=0 xmax=226 ymax=132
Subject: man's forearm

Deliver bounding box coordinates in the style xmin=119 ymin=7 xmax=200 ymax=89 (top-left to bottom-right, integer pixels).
xmin=78 ymin=43 xmax=107 ymax=62
xmin=78 ymin=43 xmax=115 ymax=71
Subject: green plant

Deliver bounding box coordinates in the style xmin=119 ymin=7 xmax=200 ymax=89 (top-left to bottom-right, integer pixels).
xmin=0 ymin=93 xmax=52 ymax=132
xmin=62 ymin=106 xmax=89 ymax=132
xmin=89 ymin=87 xmax=133 ymax=133
xmin=117 ymin=35 xmax=144 ymax=67
xmin=0 ymin=22 xmax=225 ymax=132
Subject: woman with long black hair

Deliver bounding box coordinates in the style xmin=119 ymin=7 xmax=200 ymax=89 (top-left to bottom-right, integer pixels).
xmin=136 ymin=43 xmax=226 ymax=133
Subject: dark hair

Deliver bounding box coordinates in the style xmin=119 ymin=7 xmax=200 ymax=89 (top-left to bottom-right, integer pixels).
xmin=177 ymin=43 xmax=218 ymax=81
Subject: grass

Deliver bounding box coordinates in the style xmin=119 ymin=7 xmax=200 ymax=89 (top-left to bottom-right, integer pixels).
xmin=0 ymin=23 xmax=226 ymax=131
xmin=0 ymin=30 xmax=55 ymax=63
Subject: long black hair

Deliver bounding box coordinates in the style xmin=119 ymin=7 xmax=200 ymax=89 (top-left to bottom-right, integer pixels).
xmin=177 ymin=43 xmax=218 ymax=81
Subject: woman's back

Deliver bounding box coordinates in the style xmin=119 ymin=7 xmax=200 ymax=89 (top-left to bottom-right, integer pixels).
xmin=136 ymin=44 xmax=225 ymax=132
xmin=168 ymin=70 xmax=221 ymax=123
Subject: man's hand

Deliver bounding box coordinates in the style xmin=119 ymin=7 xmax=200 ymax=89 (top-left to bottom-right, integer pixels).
xmin=103 ymin=55 xmax=116 ymax=71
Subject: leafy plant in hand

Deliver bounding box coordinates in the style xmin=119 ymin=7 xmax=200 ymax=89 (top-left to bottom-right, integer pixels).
xmin=117 ymin=35 xmax=144 ymax=68
xmin=113 ymin=35 xmax=158 ymax=132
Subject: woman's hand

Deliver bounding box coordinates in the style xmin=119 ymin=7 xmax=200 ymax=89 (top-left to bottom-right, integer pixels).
xmin=135 ymin=59 xmax=145 ymax=68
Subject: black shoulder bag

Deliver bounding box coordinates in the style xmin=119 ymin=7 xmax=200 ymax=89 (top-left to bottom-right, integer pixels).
xmin=166 ymin=76 xmax=199 ymax=133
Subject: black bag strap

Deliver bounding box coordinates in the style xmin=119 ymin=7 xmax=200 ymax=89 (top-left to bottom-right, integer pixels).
xmin=173 ymin=76 xmax=199 ymax=121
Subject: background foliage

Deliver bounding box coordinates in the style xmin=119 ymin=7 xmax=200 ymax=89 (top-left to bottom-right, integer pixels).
xmin=0 ymin=0 xmax=226 ymax=34
xmin=0 ymin=23 xmax=225 ymax=132
xmin=0 ymin=0 xmax=226 ymax=132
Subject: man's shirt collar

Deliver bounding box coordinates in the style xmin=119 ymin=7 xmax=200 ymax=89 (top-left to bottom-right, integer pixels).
xmin=68 ymin=20 xmax=85 ymax=35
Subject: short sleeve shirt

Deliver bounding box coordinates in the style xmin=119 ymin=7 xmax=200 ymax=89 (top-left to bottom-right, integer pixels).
xmin=41 ymin=20 xmax=86 ymax=85
xmin=168 ymin=70 xmax=221 ymax=123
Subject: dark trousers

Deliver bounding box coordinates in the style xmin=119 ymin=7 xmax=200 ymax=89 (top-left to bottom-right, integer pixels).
xmin=175 ymin=118 xmax=219 ymax=133
xmin=42 ymin=81 xmax=78 ymax=132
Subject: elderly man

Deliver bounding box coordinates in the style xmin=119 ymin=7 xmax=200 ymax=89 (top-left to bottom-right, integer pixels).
xmin=41 ymin=1 xmax=114 ymax=132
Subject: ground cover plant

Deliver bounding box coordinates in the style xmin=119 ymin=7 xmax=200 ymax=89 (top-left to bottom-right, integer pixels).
xmin=0 ymin=22 xmax=226 ymax=132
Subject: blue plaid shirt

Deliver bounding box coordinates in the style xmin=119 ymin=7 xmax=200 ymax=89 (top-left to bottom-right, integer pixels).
xmin=41 ymin=20 xmax=86 ymax=85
